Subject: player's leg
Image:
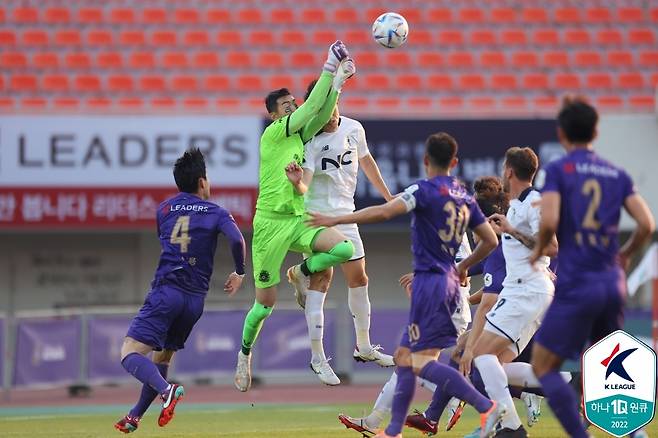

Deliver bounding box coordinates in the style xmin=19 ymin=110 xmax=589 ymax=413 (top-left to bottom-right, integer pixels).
xmin=338 ymin=369 xmax=397 ymax=434
xmin=289 ymin=225 xmax=354 ymax=284
xmin=305 ymin=267 xmax=339 ymax=384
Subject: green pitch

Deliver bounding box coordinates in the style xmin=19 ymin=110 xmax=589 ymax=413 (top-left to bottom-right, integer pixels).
xmin=0 ymin=401 xmax=654 ymax=437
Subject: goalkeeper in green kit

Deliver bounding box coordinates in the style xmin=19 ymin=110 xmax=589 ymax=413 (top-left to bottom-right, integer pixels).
xmin=234 ymin=41 xmax=357 ymax=391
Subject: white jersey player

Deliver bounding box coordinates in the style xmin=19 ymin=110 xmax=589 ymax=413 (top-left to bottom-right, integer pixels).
xmin=290 ymin=86 xmax=395 ymax=385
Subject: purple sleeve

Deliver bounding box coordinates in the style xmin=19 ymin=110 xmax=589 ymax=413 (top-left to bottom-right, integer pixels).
xmin=621 ymin=170 xmax=637 ymax=200
xmin=541 ymin=162 xmax=561 ymax=193
xmin=469 ymin=260 xmax=484 ymax=276
xmin=218 ymin=214 xmax=246 ymax=275
xmin=468 ymin=199 xmax=486 ymax=229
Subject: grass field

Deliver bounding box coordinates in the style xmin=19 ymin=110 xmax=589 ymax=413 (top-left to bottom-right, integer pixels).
xmin=0 ymin=400 xmax=654 ymax=438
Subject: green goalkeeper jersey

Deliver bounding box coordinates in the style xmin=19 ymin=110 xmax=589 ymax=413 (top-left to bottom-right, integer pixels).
xmin=256 ymin=116 xmax=305 ymax=215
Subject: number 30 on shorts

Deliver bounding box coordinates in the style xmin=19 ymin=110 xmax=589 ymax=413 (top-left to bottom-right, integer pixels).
xmin=408 ymin=323 xmax=421 ymax=342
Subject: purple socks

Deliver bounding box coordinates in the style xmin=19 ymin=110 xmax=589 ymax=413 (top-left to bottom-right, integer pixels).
xmin=538 ymin=371 xmax=588 ymax=438
xmin=385 ymin=366 xmax=416 ymax=436
xmin=121 ymin=353 xmax=170 ymax=396
xmin=419 ymin=360 xmax=492 ymax=414
xmin=129 ymin=363 xmax=169 ymax=418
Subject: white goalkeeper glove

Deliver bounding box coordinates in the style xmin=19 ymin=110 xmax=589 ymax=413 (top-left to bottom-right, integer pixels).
xmin=323 ymin=40 xmax=350 ymax=73
xmin=333 ymin=58 xmax=356 ymax=91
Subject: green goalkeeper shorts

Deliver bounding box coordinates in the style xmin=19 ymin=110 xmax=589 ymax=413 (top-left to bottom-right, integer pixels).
xmin=251 ymin=210 xmax=324 ymax=289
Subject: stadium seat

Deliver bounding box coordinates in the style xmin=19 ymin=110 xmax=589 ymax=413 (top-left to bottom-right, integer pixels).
xmin=237 ymin=9 xmax=262 ymax=24
xmin=364 ymin=74 xmax=389 ymax=90
xmin=459 ymin=74 xmax=485 ymax=90
xmin=120 ymin=31 xmax=145 ymax=46
xmin=412 ymin=30 xmax=433 ymax=45
xmin=522 ymin=8 xmax=548 ymax=23
xmin=109 ymin=9 xmax=135 ymax=24
xmin=429 ymin=74 xmax=453 ymax=90
xmin=468 ymin=96 xmax=496 ymax=110
xmin=553 ymin=73 xmax=581 ymax=89
xmin=271 ymin=9 xmax=295 ymax=24
xmin=639 ymin=51 xmax=658 ymax=67
xmin=290 ymin=52 xmax=317 ymax=68
xmin=42 ymin=74 xmax=69 ymax=92
xmin=142 ymin=8 xmax=166 ymax=24
xmin=375 ymin=97 xmax=401 ymax=109
xmin=258 ymin=52 xmax=284 ymax=69
xmin=399 ymin=8 xmax=422 ymax=24
xmin=439 ymin=96 xmax=464 ymax=109
xmin=217 ymin=31 xmax=242 ymax=46
xmin=207 ymin=9 xmax=231 ymax=24
xmin=269 ymin=74 xmax=294 ymax=89
xmin=418 ymin=52 xmax=442 ymax=68
xmin=470 ymin=30 xmax=496 ymax=46
xmin=55 ymin=30 xmax=81 ymax=46
xmin=33 ymin=52 xmax=59 ymax=68
xmin=355 ymin=51 xmax=379 ymax=69
xmin=629 ymin=95 xmax=655 ymax=109
xmin=617 ymin=8 xmax=644 ymax=23
xmin=491 ymin=74 xmax=518 ymax=90
xmin=447 ymin=52 xmax=473 ymax=68
xmin=651 ymin=8 xmax=658 ymax=23
xmin=152 ymin=31 xmax=176 ymax=46
xmin=596 ymin=29 xmax=623 ymax=45
xmin=334 ymin=8 xmax=359 ymax=24
xmin=301 ymin=9 xmax=326 ymax=24
xmin=501 ymin=29 xmax=527 ymax=45
xmin=491 ymin=8 xmax=517 ymax=23
xmin=480 ymin=51 xmax=506 ymax=68
xmin=13 ymin=7 xmax=38 ymax=23
xmin=151 ymin=98 xmax=176 ymax=109
xmin=585 ymin=8 xmax=611 ymax=23
xmin=183 ymin=98 xmax=208 ymax=109
xmin=129 ymin=52 xmax=155 ymax=69
xmin=1 ymin=52 xmax=27 ymax=69
xmin=543 ymin=51 xmax=569 ymax=68
xmin=227 ymin=52 xmax=251 ymax=68
xmin=586 ymin=73 xmax=613 ymax=89
xmin=281 ymin=31 xmax=305 ymax=45
xmin=74 ymin=75 xmax=101 ymax=92
xmin=312 ymin=30 xmax=338 ymax=46
xmin=628 ymin=29 xmax=655 ymax=45
xmin=365 ymin=8 xmax=387 ymax=21
xmin=86 ymin=98 xmax=111 ymax=109
xmin=108 ymin=75 xmax=133 ymax=92
xmin=193 ymin=52 xmax=219 ymax=69
xmin=533 ymin=96 xmax=559 ymax=111
xmin=501 ymin=97 xmax=527 ymax=110
xmin=407 ymin=97 xmax=433 ymax=110
xmin=140 ymin=75 xmax=166 ymax=92
xmin=0 ymin=30 xmax=16 ymax=45
xmin=607 ymin=51 xmax=633 ymax=67
xmin=78 ymin=8 xmax=103 ymax=24
xmin=97 ymin=52 xmax=122 ymax=68
xmin=511 ymin=52 xmax=538 ymax=68
xmin=438 ymin=30 xmax=464 ymax=46
xmin=171 ymin=75 xmax=198 ymax=92
xmin=65 ymin=52 xmax=91 ymax=69
xmin=87 ymin=30 xmax=113 ymax=46
xmin=250 ymin=31 xmax=272 ymax=46
xmin=574 ymin=51 xmax=602 ymax=67
xmin=532 ymin=29 xmax=559 ymax=46
xmin=522 ymin=73 xmax=549 ymax=90
xmin=0 ymin=98 xmax=15 ymax=110
xmin=205 ymin=75 xmax=230 ymax=91
xmin=236 ymin=75 xmax=263 ymax=91
xmin=428 ymin=8 xmax=452 ymax=23
xmin=555 ymin=8 xmax=581 ymax=23
xmin=385 ymin=52 xmax=412 ymax=67
xmin=345 ymin=30 xmax=369 ymax=45
xmin=618 ymin=73 xmax=644 ymax=88
xmin=174 ymin=9 xmax=199 ymax=25
xmin=184 ymin=31 xmax=209 ymax=46
xmin=44 ymin=8 xmax=70 ymax=24
xmin=162 ymin=52 xmax=188 ymax=69
xmin=23 ymin=30 xmax=48 ymax=46
xmin=564 ymin=29 xmax=591 ymax=45
xmin=21 ymin=98 xmax=47 ymax=109
xmin=458 ymin=8 xmax=485 ymax=23
xmin=596 ymin=96 xmax=623 ymax=110
xmin=397 ymin=74 xmax=422 ymax=90
xmin=118 ymin=98 xmax=144 ymax=109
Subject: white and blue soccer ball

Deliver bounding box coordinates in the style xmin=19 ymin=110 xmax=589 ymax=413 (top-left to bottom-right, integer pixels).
xmin=372 ymin=12 xmax=409 ymax=49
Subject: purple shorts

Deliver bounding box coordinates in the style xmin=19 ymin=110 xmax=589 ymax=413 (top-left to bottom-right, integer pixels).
xmin=400 ymin=271 xmax=459 ymax=352
xmin=535 ymin=268 xmax=625 ymax=361
xmin=127 ymin=284 xmax=205 ymax=351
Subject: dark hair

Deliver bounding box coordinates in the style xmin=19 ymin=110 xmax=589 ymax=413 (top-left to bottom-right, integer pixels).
xmin=557 ymin=95 xmax=598 ymax=143
xmin=473 ymin=176 xmax=509 ymax=216
xmin=265 ymin=88 xmax=291 ymax=113
xmin=304 ymin=79 xmax=318 ymax=101
xmin=504 ymin=147 xmax=538 ymax=182
xmin=173 ymin=148 xmax=206 ymax=193
xmin=425 ymin=132 xmax=458 ymax=168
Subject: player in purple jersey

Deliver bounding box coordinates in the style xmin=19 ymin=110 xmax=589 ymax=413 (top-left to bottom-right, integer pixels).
xmin=114 ymin=148 xmax=246 ymax=434
xmin=529 ymin=97 xmax=655 ymax=438
xmin=309 ymin=133 xmax=505 ymax=438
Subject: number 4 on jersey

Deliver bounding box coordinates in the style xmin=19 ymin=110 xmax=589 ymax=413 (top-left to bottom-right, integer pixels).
xmin=170 ymin=216 xmax=191 ymax=253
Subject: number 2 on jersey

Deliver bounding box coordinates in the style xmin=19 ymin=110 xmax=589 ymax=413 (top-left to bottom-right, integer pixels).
xmin=582 ymin=178 xmax=602 ymax=230
xmin=438 ymin=201 xmax=470 ymax=245
xmin=170 ymin=216 xmax=191 ymax=252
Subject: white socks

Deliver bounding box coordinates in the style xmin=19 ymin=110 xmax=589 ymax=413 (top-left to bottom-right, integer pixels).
xmin=349 ymin=285 xmax=371 ymax=350
xmin=368 ymin=371 xmax=397 ymax=428
xmin=305 ymin=290 xmax=327 ymax=364
xmin=474 ymin=354 xmax=522 ymax=430
xmin=503 ymin=362 xmax=572 ymax=388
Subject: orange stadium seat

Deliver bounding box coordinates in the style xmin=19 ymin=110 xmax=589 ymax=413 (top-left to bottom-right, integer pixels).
xmin=534 ymin=96 xmax=559 ymax=111
xmin=184 ymin=31 xmax=209 ymax=46
xmin=412 ymin=30 xmax=433 ymax=45
xmin=118 ymin=98 xmax=143 ymax=109
xmin=491 ymin=74 xmax=517 ymax=90
xmin=618 ymin=73 xmax=645 ymax=88
xmin=458 ymin=8 xmax=485 ymax=23
xmin=269 ymin=74 xmax=294 ymax=89
xmin=217 ymin=31 xmax=242 ymax=46
xmin=108 ymin=75 xmax=133 ymax=92
xmin=258 ymin=52 xmax=284 ymax=69
xmin=523 ymin=73 xmax=549 ymax=89
xmin=87 ymin=30 xmax=113 ymax=46
xmin=491 ymin=8 xmax=517 ymax=23
xmin=142 ymin=8 xmax=166 ymax=24
xmin=596 ymin=96 xmax=623 ymax=110
xmin=152 ymin=31 xmax=177 ymax=46
xmin=207 ymin=9 xmax=231 ymax=24
xmin=183 ymin=98 xmax=208 ymax=109
xmin=586 ymin=73 xmax=613 ymax=89
xmin=13 ymin=7 xmax=38 ymax=23
xmin=65 ymin=52 xmax=91 ymax=69
xmin=78 ymin=8 xmax=103 ymax=24
xmin=651 ymin=73 xmax=658 ymax=87
xmin=120 ymin=31 xmax=145 ymax=46
xmin=438 ymin=30 xmax=464 ymax=46
xmin=281 ymin=31 xmax=305 ymax=45
xmin=356 ymin=51 xmax=379 ymax=69
xmin=345 ymin=30 xmax=369 ymax=45
xmin=140 ymin=75 xmax=166 ymax=92
xmin=129 ymin=52 xmax=155 ymax=69
xmin=470 ymin=30 xmax=496 ymax=46
xmin=97 ymin=52 xmax=122 ymax=68
xmin=574 ymin=51 xmax=602 ymax=67
xmin=174 ymin=9 xmax=199 ymax=25
xmin=290 ymin=52 xmax=317 ymax=68
xmin=226 ymin=52 xmax=251 ymax=68
xmin=334 ymin=8 xmax=359 ymax=24
xmin=23 ymin=30 xmax=48 ymax=46
xmin=554 ymin=73 xmax=581 ymax=89
xmin=301 ymin=9 xmax=326 ymax=24
xmin=629 ymin=95 xmax=655 ymax=109
xmin=365 ymin=8 xmax=387 ymax=21
xmin=617 ymin=7 xmax=644 ymax=22
xmin=522 ymin=8 xmax=548 ymax=23
xmin=171 ymin=75 xmax=198 ymax=92
xmin=270 ymin=9 xmax=295 ymax=24
xmin=447 ymin=52 xmax=473 ymax=68
xmin=0 ymin=30 xmax=16 ymax=45
xmin=151 ymin=98 xmax=176 ymax=109
xmin=428 ymin=8 xmax=452 ymax=23
xmin=459 ymin=74 xmax=485 ymax=90
xmin=0 ymin=98 xmax=15 ymax=109
xmin=607 ymin=51 xmax=633 ymax=67
xmin=313 ymin=30 xmax=338 ymax=46
xmin=162 ymin=52 xmax=188 ymax=69
xmin=418 ymin=52 xmax=442 ymax=68
xmin=639 ymin=51 xmax=658 ymax=67
xmin=543 ymin=51 xmax=569 ymax=68
xmin=42 ymin=74 xmax=69 ymax=92
xmin=440 ymin=96 xmax=464 ymax=110
xmin=1 ymin=52 xmax=27 ymax=69
xmin=385 ymin=51 xmax=411 ymax=67
xmin=193 ymin=52 xmax=219 ymax=69
xmin=110 ymin=9 xmax=135 ymax=24
xmin=375 ymin=97 xmax=401 ymax=109
xmin=397 ymin=74 xmax=422 ymax=90
xmin=33 ymin=52 xmax=59 ymax=68
xmin=533 ymin=29 xmax=559 ymax=46
xmin=651 ymin=8 xmax=658 ymax=23
xmin=596 ymin=29 xmax=623 ymax=45
xmin=511 ymin=51 xmax=538 ymax=68
xmin=44 ymin=8 xmax=70 ymax=24
xmin=74 ymin=75 xmax=101 ymax=92
xmin=399 ymin=8 xmax=422 ymax=24
xmin=237 ymin=9 xmax=262 ymax=24
xmin=21 ymin=98 xmax=47 ymax=109
xmin=564 ymin=29 xmax=591 ymax=45
xmin=585 ymin=8 xmax=611 ymax=23
xmin=205 ymin=75 xmax=230 ymax=91
xmin=480 ymin=51 xmax=506 ymax=68
xmin=555 ymin=8 xmax=581 ymax=23
xmin=628 ymin=29 xmax=655 ymax=45
xmin=0 ymin=8 xmax=4 ymax=23
xmin=250 ymin=31 xmax=272 ymax=46
xmin=407 ymin=97 xmax=433 ymax=110
xmin=429 ymin=74 xmax=453 ymax=90
xmin=55 ymin=30 xmax=81 ymax=46
xmin=501 ymin=29 xmax=527 ymax=45
xmin=86 ymin=98 xmax=111 ymax=109
xmin=501 ymin=97 xmax=527 ymax=109
xmin=364 ymin=74 xmax=389 ymax=90
xmin=468 ymin=96 xmax=496 ymax=110
xmin=236 ymin=75 xmax=263 ymax=92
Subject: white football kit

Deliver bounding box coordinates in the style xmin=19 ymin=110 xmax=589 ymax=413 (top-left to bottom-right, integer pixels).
xmin=452 ymin=237 xmax=473 ymax=335
xmin=484 ymin=188 xmax=554 ymax=355
xmin=303 ymin=116 xmax=370 ymax=260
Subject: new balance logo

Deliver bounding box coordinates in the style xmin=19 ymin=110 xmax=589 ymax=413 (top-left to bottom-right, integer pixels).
xmin=322 ymin=145 xmax=330 ymax=151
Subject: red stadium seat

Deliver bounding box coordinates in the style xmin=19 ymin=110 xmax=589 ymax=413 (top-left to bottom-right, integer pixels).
xmin=118 ymin=98 xmax=144 ymax=109
xmin=534 ymin=96 xmax=559 ymax=111
xmin=184 ymin=31 xmax=209 ymax=46
xmin=639 ymin=51 xmax=658 ymax=67
xmin=217 ymin=31 xmax=242 ymax=46
xmin=345 ymin=30 xmax=369 ymax=45
xmin=207 ymin=9 xmax=231 ymax=24
xmin=236 ymin=75 xmax=263 ymax=91
xmin=86 ymin=98 xmax=112 ymax=109
xmin=108 ymin=75 xmax=133 ymax=92
xmin=87 ymin=30 xmax=113 ymax=46
xmin=205 ymin=75 xmax=230 ymax=91
xmin=385 ymin=52 xmax=412 ymax=67
xmin=428 ymin=74 xmax=453 ymax=90
xmin=65 ymin=52 xmax=91 ymax=69
xmin=301 ymin=9 xmax=326 ymax=24
xmin=574 ymin=51 xmax=602 ymax=67
xmin=522 ymin=73 xmax=549 ymax=90
xmin=120 ymin=30 xmax=145 ymax=46
xmin=162 ymin=52 xmax=188 ymax=69
xmin=42 ymin=74 xmax=69 ymax=92
xmin=532 ymin=29 xmax=559 ymax=46
xmin=281 ymin=31 xmax=305 ymax=45
xmin=480 ymin=51 xmax=506 ymax=68
xmin=193 ymin=52 xmax=219 ymax=69
xmin=586 ymin=73 xmax=613 ymax=89
xmin=412 ymin=30 xmax=433 ymax=45
xmin=152 ymin=31 xmax=177 ymax=46
xmin=334 ymin=8 xmax=359 ymax=24
xmin=365 ymin=8 xmax=387 ymax=21
xmin=0 ymin=98 xmax=15 ymax=109
xmin=617 ymin=8 xmax=644 ymax=22
xmin=21 ymin=98 xmax=47 ymax=109
xmin=0 ymin=30 xmax=17 ymax=45
xmin=543 ymin=51 xmax=569 ymax=67
xmin=183 ymin=98 xmax=208 ymax=109
xmin=139 ymin=75 xmax=166 ymax=92
xmin=97 ymin=52 xmax=122 ymax=68
xmin=585 ymin=8 xmax=611 ymax=23
xmin=438 ymin=30 xmax=464 ymax=46
xmin=447 ymin=52 xmax=473 ymax=68
xmin=459 ymin=74 xmax=485 ymax=90
xmin=357 ymin=52 xmax=380 ymax=69
xmin=23 ymin=30 xmax=48 ymax=46
xmin=171 ymin=75 xmax=198 ymax=92
xmin=290 ymin=52 xmax=317 ymax=68
xmin=250 ymin=31 xmax=272 ymax=46
xmin=511 ymin=51 xmax=538 ymax=68
xmin=375 ymin=97 xmax=401 ymax=110
xmin=397 ymin=74 xmax=422 ymax=90
xmin=269 ymin=74 xmax=294 ymax=89
xmin=596 ymin=96 xmax=623 ymax=110
xmin=618 ymin=73 xmax=645 ymax=88
xmin=491 ymin=8 xmax=517 ymax=23
xmin=470 ymin=30 xmax=496 ymax=46
xmin=74 ymin=75 xmax=101 ymax=92
xmin=44 ymin=8 xmax=70 ymax=24
xmin=407 ymin=97 xmax=433 ymax=110
xmin=629 ymin=95 xmax=655 ymax=109
xmin=151 ymin=98 xmax=176 ymax=109
xmin=628 ymin=29 xmax=655 ymax=45
xmin=491 ymin=74 xmax=518 ymax=90
xmin=364 ymin=74 xmax=389 ymax=90
xmin=555 ymin=8 xmax=581 ymax=23
xmin=174 ymin=9 xmax=199 ymax=25
xmin=651 ymin=73 xmax=658 ymax=87
xmin=258 ymin=52 xmax=283 ymax=69
xmin=55 ymin=30 xmax=81 ymax=46
xmin=607 ymin=51 xmax=633 ymax=67
xmin=78 ymin=8 xmax=103 ymax=24
xmin=109 ymin=9 xmax=135 ymax=24
xmin=237 ymin=9 xmax=262 ymax=24
xmin=596 ymin=29 xmax=623 ymax=45
xmin=33 ymin=52 xmax=59 ymax=68
xmin=564 ymin=29 xmax=590 ymax=45
xmin=522 ymin=8 xmax=548 ymax=23
xmin=468 ymin=97 xmax=496 ymax=110
xmin=13 ymin=7 xmax=38 ymax=23
xmin=1 ymin=52 xmax=27 ymax=68
xmin=418 ymin=52 xmax=442 ymax=68
xmin=399 ymin=8 xmax=422 ymax=24
xmin=458 ymin=8 xmax=485 ymax=23
xmin=553 ymin=73 xmax=581 ymax=89
xmin=271 ymin=9 xmax=295 ymax=24
xmin=651 ymin=8 xmax=658 ymax=23
xmin=312 ymin=30 xmax=338 ymax=46
xmin=439 ymin=96 xmax=464 ymax=109
xmin=501 ymin=97 xmax=527 ymax=110
xmin=428 ymin=9 xmax=452 ymax=23
xmin=226 ymin=52 xmax=251 ymax=68
xmin=142 ymin=8 xmax=167 ymax=24
xmin=129 ymin=52 xmax=155 ymax=69
xmin=501 ymin=29 xmax=527 ymax=46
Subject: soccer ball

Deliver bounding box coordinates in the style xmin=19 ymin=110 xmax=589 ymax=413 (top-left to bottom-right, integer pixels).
xmin=372 ymin=12 xmax=409 ymax=48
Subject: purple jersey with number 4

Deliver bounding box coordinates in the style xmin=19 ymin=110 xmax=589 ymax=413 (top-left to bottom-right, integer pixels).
xmin=399 ymin=176 xmax=486 ymax=351
xmin=536 ymin=148 xmax=635 ymax=360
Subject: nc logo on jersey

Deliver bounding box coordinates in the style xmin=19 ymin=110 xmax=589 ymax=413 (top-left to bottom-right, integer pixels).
xmin=582 ymin=330 xmax=656 ymax=437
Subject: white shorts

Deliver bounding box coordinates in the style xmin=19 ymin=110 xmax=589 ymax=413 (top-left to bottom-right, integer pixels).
xmin=304 ymin=222 xmax=365 ymax=261
xmin=451 ymin=284 xmax=472 ymax=336
xmin=483 ymin=285 xmax=553 ymax=356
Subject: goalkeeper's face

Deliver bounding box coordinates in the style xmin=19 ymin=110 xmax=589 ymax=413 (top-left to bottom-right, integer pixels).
xmin=271 ymin=95 xmax=298 ymax=120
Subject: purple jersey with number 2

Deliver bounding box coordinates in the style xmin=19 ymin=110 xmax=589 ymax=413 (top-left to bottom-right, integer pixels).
xmin=536 ymin=148 xmax=635 ymax=360
xmin=398 ymin=176 xmax=486 ymax=351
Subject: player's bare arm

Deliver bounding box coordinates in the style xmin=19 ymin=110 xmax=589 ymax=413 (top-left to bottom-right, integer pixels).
xmin=529 ymin=192 xmax=560 ymax=264
xmin=285 ymin=162 xmax=309 ymax=195
xmin=460 ymin=291 xmax=498 ymax=376
xmin=308 ymin=197 xmax=408 ymax=227
xmin=619 ymin=193 xmax=655 ymax=269
xmin=455 ymin=221 xmax=497 ymax=284
xmin=360 ymin=153 xmax=393 ymax=201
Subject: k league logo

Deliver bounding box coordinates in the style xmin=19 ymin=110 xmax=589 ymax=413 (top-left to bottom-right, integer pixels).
xmin=583 ymin=330 xmax=656 ymax=437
